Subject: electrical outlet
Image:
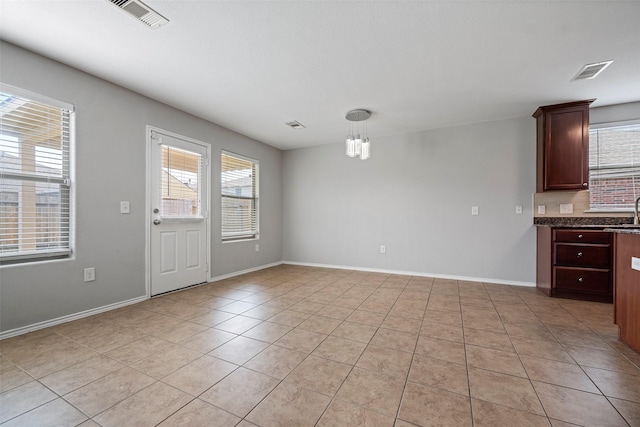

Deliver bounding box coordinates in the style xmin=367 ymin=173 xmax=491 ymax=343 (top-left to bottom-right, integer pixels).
xmin=120 ymin=201 xmax=130 ymax=214
xmin=471 ymin=206 xmax=479 ymax=216
xmin=515 ymin=205 xmax=523 ymax=215
xmin=84 ymin=267 xmax=96 ymax=282
xmin=380 ymin=245 xmax=386 ymax=254
xmin=559 ymin=203 xmax=574 ymax=214
xmin=632 ymin=257 xmax=640 ymax=272
xmin=538 ymin=205 xmax=546 ymax=215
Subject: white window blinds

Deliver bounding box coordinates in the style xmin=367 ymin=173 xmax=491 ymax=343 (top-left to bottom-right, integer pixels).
xmin=160 ymin=144 xmax=203 ymax=218
xmin=589 ymin=123 xmax=640 ymax=209
xmin=0 ymin=87 xmax=73 ymax=261
xmin=221 ymin=152 xmax=258 ymax=241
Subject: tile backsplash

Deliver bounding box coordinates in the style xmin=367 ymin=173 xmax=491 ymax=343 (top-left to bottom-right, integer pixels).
xmin=533 ymin=190 xmax=633 ymax=218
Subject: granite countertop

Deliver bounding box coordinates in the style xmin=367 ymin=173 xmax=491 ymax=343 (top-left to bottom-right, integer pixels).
xmin=533 ymin=217 xmax=640 ymax=235
xmin=534 ymin=217 xmax=634 ymax=227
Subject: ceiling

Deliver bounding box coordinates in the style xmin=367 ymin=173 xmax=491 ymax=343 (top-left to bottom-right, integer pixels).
xmin=1 ymin=1 xmax=639 ymax=151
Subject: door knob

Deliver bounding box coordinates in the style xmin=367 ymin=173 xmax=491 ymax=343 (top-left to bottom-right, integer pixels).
xmin=153 ymin=219 xmax=161 ymax=225
xmin=577 ymin=252 xmax=583 ymax=257
xmin=153 ymin=208 xmax=160 ymax=214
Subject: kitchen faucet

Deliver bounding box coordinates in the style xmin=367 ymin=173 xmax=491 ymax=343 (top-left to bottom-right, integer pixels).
xmin=636 ymin=196 xmax=640 ymax=225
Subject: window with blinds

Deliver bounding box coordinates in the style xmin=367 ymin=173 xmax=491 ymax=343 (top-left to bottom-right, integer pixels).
xmin=160 ymin=144 xmax=203 ymax=218
xmin=0 ymin=86 xmax=73 ymax=262
xmin=589 ymin=123 xmax=640 ymax=209
xmin=221 ymin=152 xmax=258 ymax=241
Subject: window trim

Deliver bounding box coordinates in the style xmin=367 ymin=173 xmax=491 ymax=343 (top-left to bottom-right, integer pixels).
xmin=0 ymin=83 xmax=74 ymax=112
xmin=0 ymin=83 xmax=75 ymax=264
xmin=221 ymin=150 xmax=259 ymax=242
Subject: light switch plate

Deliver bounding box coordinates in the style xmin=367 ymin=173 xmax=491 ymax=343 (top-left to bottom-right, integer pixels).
xmin=632 ymin=257 xmax=640 ymax=272
xmin=559 ymin=203 xmax=573 ymax=214
xmin=515 ymin=205 xmax=523 ymax=215
xmin=380 ymin=245 xmax=386 ymax=254
xmin=120 ymin=201 xmax=130 ymax=214
xmin=471 ymin=206 xmax=479 ymax=216
xmin=537 ymin=205 xmax=546 ymax=215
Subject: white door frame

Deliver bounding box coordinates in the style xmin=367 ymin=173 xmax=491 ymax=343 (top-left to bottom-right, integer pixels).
xmin=145 ymin=125 xmax=211 ymax=298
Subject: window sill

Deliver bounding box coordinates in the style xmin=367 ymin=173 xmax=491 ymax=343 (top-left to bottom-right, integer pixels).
xmin=584 ymin=208 xmax=634 ymax=214
xmin=0 ymin=249 xmax=71 ymax=265
xmin=222 ymin=236 xmax=259 ymax=244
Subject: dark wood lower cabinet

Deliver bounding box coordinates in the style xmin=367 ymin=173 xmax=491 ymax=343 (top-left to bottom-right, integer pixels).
xmin=537 ymin=228 xmax=613 ymax=303
xmin=613 ymin=233 xmax=640 ymax=352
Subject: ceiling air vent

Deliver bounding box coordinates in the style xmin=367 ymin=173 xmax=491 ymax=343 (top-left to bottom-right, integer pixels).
xmin=108 ymin=0 xmax=169 ymax=29
xmin=285 ymin=121 xmax=306 ymax=129
xmin=572 ymin=60 xmax=613 ymax=81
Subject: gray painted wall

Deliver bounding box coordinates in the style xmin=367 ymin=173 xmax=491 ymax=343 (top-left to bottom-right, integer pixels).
xmin=282 ymin=117 xmax=538 ymax=284
xmin=0 ymin=42 xmax=282 ymax=333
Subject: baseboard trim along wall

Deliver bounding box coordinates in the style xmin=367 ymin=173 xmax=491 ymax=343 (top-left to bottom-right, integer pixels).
xmin=283 ymin=261 xmax=536 ymax=288
xmin=0 ymin=295 xmax=148 ymax=341
xmin=208 ymin=261 xmax=284 ymax=283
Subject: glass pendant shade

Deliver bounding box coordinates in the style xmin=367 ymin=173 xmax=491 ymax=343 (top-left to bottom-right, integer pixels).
xmin=346 ymin=135 xmax=356 ymax=157
xmin=354 ymin=134 xmax=362 ymax=156
xmin=360 ymin=138 xmax=370 ymax=160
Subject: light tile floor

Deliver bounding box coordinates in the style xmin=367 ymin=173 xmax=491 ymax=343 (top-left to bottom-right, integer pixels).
xmin=1 ymin=265 xmax=639 ymax=426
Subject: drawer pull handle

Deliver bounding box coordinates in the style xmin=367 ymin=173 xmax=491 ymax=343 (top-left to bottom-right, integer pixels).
xmin=578 ymin=234 xmax=583 ymax=239
xmin=577 ymin=252 xmax=583 ymax=257
xmin=578 ymin=277 xmax=584 ymax=283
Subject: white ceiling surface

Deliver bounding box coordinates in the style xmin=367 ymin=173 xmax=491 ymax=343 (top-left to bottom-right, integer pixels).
xmin=1 ymin=1 xmax=639 ymax=150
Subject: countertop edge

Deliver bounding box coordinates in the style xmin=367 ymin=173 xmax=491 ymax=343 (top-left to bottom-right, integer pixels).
xmin=532 ymin=217 xmax=640 ymax=235
xmin=534 ymin=217 xmax=634 ymax=227
xmin=605 ymin=228 xmax=640 ymax=236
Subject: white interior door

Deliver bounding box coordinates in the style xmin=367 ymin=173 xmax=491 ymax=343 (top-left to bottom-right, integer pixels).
xmin=150 ymin=130 xmax=209 ymax=296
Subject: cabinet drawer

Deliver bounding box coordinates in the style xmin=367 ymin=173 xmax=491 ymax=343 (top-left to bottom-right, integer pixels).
xmin=554 ymin=244 xmax=610 ymax=268
xmin=554 ymin=230 xmax=610 ymax=244
xmin=554 ymin=267 xmax=611 ymax=294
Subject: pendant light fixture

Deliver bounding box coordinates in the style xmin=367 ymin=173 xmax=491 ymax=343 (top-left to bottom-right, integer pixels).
xmin=345 ymin=109 xmax=371 ymax=160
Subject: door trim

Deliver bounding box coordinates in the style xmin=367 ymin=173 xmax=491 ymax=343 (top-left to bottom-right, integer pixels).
xmin=145 ymin=125 xmax=212 ymax=298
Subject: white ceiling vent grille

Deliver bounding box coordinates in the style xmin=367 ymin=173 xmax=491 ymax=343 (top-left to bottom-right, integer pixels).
xmin=108 ymin=0 xmax=169 ymax=29
xmin=572 ymin=60 xmax=613 ymax=81
xmin=285 ymin=121 xmax=306 ymax=129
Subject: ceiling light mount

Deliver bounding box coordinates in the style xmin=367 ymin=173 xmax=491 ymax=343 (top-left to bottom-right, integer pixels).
xmin=345 ymin=109 xmax=371 ymax=122
xmin=345 ymin=109 xmax=371 ymax=160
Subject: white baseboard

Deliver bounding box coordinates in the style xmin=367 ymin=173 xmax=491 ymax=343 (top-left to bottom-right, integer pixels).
xmin=282 ymin=261 xmax=536 ymax=288
xmin=208 ymin=261 xmax=284 ymax=283
xmin=0 ymin=295 xmax=148 ymax=341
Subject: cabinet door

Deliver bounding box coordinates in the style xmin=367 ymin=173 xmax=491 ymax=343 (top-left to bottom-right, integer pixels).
xmin=543 ymin=106 xmax=589 ymax=191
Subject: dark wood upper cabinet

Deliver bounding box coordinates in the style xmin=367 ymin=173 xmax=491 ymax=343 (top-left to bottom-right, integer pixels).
xmin=533 ymin=99 xmax=594 ymax=192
